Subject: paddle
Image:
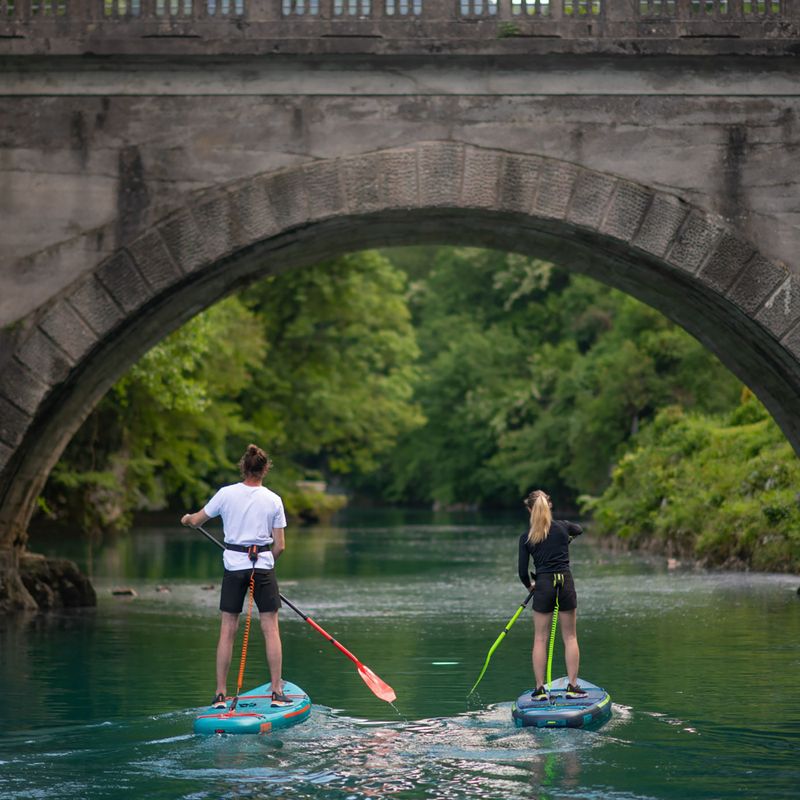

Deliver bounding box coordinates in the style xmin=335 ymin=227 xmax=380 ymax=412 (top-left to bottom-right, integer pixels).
xmin=468 ymin=587 xmax=535 ymax=696
xmin=193 ymin=524 xmax=397 ymax=704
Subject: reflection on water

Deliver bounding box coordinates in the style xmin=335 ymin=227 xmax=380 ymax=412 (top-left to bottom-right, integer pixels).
xmin=2 ymin=511 xmax=799 ymax=799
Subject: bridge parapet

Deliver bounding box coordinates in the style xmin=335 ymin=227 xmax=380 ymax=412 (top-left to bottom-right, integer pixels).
xmin=1 ymin=0 xmax=798 ymax=55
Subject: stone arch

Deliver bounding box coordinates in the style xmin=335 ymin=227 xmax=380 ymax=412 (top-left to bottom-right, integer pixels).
xmin=2 ymin=140 xmax=799 ymax=601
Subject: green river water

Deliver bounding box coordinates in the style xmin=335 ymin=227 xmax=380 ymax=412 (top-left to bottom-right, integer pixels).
xmin=1 ymin=510 xmax=798 ymax=799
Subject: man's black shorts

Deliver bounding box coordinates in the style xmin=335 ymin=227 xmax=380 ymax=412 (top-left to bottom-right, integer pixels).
xmin=532 ymin=571 xmax=577 ymax=613
xmin=219 ymin=568 xmax=281 ymax=614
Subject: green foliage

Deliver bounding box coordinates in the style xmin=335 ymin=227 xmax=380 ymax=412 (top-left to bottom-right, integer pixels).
xmin=588 ymin=402 xmax=800 ymax=572
xmin=372 ymin=247 xmax=740 ymax=508
xmin=41 ymin=252 xmax=422 ymax=532
xmin=43 ymin=296 xmax=265 ymax=534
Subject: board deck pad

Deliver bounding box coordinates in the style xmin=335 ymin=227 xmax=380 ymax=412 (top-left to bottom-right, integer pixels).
xmin=194 ymin=680 xmax=311 ymax=735
xmin=513 ymin=676 xmax=612 ymax=729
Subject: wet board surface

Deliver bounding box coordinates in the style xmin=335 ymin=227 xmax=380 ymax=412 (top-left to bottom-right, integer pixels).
xmin=513 ymin=676 xmax=612 ymax=730
xmin=194 ymin=680 xmax=311 ymax=735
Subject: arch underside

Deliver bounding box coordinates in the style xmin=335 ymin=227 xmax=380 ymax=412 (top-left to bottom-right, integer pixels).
xmin=2 ymin=141 xmax=799 ymax=547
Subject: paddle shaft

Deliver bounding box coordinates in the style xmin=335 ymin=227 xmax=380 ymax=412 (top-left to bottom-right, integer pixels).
xmin=468 ymin=587 xmax=535 ymax=696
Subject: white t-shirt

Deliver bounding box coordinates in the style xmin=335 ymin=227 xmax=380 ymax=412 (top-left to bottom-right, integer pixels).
xmin=204 ymin=482 xmax=287 ymax=571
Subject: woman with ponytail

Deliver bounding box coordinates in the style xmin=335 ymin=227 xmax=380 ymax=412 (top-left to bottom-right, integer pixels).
xmin=182 ymin=444 xmax=290 ymax=709
xmin=518 ymin=489 xmax=585 ymax=700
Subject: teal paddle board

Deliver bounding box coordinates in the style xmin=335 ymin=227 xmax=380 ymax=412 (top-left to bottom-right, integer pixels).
xmin=513 ymin=676 xmax=612 ymax=729
xmin=194 ymin=680 xmax=311 ymax=735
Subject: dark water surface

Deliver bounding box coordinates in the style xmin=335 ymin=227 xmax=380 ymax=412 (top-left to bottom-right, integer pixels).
xmin=1 ymin=511 xmax=798 ymax=799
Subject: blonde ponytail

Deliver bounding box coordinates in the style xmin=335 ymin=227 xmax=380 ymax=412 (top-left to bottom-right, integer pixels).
xmin=525 ymin=490 xmax=552 ymax=545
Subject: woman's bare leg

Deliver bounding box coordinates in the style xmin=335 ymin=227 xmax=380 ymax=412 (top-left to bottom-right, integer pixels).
xmin=532 ymin=611 xmax=553 ymax=688
xmin=559 ymin=608 xmax=580 ymax=686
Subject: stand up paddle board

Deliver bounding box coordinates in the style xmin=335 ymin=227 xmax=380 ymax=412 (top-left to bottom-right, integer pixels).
xmin=513 ymin=676 xmax=611 ymax=729
xmin=194 ymin=680 xmax=311 ymax=735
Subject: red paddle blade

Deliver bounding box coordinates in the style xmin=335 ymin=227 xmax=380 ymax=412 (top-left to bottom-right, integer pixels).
xmin=357 ymin=662 xmax=397 ymax=703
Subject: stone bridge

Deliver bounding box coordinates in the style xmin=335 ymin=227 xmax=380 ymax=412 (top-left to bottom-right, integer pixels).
xmin=1 ymin=0 xmax=800 ymax=608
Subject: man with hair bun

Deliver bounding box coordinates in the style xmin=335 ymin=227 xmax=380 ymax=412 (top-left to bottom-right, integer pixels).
xmin=181 ymin=443 xmax=290 ymax=708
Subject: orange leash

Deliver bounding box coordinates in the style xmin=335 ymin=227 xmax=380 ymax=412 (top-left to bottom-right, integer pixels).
xmin=230 ymin=547 xmax=259 ymax=712
xmin=236 ymin=570 xmax=256 ymax=697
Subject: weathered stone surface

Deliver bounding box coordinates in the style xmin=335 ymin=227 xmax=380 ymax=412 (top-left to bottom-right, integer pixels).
xmin=726 ymin=255 xmax=787 ymax=315
xmin=263 ymin=170 xmax=310 ymax=230
xmin=418 ymin=142 xmax=464 ymax=207
xmin=461 ymin=147 xmax=501 ymax=209
xmin=38 ymin=299 xmax=98 ymax=363
xmin=304 ymin=160 xmax=347 ymax=220
xmin=67 ymin=275 xmax=123 ymax=337
xmin=191 ymin=193 xmax=238 ymax=264
xmin=127 ymin=230 xmax=182 ymax=291
xmin=0 ymin=358 xmax=50 ymax=416
xmin=14 ymin=327 xmax=72 ymax=386
xmin=756 ymin=276 xmax=800 ymax=340
xmin=499 ymin=155 xmax=540 ymax=215
xmin=697 ymin=233 xmax=755 ymax=294
xmin=158 ymin=210 xmax=210 ymax=274
xmin=600 ymin=182 xmax=652 ymax=243
xmin=379 ymin=149 xmax=418 ymax=209
xmin=0 ymin=396 xmax=31 ymax=448
xmin=227 ymin=178 xmax=280 ymax=248
xmin=534 ymin=161 xmax=579 ymax=221
xmin=19 ymin=552 xmax=96 ymax=609
xmin=343 ymin=155 xmax=383 ymax=214
xmin=96 ymin=251 xmax=152 ymax=314
xmin=567 ymin=171 xmax=616 ymax=229
xmin=0 ymin=442 xmax=10 ymax=473
xmin=633 ymin=195 xmax=688 ymax=258
xmin=666 ymin=213 xmax=723 ymax=274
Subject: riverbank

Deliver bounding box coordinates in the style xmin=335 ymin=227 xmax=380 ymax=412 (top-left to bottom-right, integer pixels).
xmin=585 ymin=403 xmax=800 ymax=574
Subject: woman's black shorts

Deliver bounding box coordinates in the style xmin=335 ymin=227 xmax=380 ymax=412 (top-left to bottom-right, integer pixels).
xmin=219 ymin=568 xmax=282 ymax=614
xmin=532 ymin=571 xmax=577 ymax=613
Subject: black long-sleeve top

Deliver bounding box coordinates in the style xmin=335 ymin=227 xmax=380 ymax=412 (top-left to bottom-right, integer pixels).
xmin=518 ymin=520 xmax=583 ymax=589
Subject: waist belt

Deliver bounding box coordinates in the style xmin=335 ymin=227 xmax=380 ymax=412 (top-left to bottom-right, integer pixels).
xmin=224 ymin=542 xmax=271 ymax=553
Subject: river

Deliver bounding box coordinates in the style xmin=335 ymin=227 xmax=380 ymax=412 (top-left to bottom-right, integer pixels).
xmin=1 ymin=510 xmax=798 ymax=799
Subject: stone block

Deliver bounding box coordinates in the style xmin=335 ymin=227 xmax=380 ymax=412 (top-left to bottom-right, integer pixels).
xmin=726 ymin=254 xmax=787 ymax=315
xmin=461 ymin=147 xmax=501 ymax=209
xmin=158 ymin=210 xmax=210 ymax=275
xmin=67 ymin=275 xmax=123 ymax=337
xmin=696 ymin=233 xmax=754 ymax=294
xmin=127 ymin=230 xmax=182 ymax=293
xmin=600 ymin=182 xmax=652 ymax=243
xmin=567 ymin=170 xmax=616 ymax=229
xmin=343 ymin=155 xmax=383 ymax=214
xmin=0 ymin=395 xmax=32 ymax=448
xmin=666 ymin=213 xmax=723 ymax=274
xmin=96 ymin=251 xmax=152 ymax=314
xmin=499 ymin=155 xmax=541 ymax=215
xmin=227 ymin=178 xmax=280 ymax=248
xmin=0 ymin=358 xmax=49 ymax=416
xmin=379 ymin=149 xmax=418 ymax=208
xmin=632 ymin=195 xmax=688 ymax=258
xmin=779 ymin=319 xmax=800 ymax=363
xmin=533 ymin=160 xmax=579 ymax=220
xmin=756 ymin=275 xmax=800 ymax=340
xmin=303 ymin=160 xmax=347 ymax=221
xmin=14 ymin=327 xmax=72 ymax=386
xmin=0 ymin=441 xmax=10 ymax=473
xmin=263 ymin=170 xmax=310 ymax=231
xmin=39 ymin=300 xmax=97 ymax=363
xmin=191 ymin=193 xmax=238 ymax=264
xmin=417 ymin=142 xmax=465 ymax=208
